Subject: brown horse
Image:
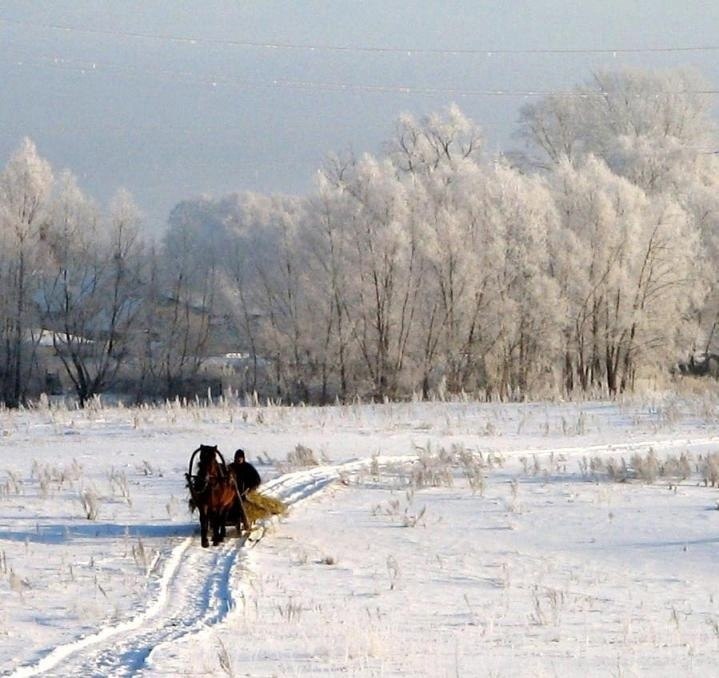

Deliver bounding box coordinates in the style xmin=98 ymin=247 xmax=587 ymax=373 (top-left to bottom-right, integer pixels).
xmin=186 ymin=445 xmax=239 ymax=547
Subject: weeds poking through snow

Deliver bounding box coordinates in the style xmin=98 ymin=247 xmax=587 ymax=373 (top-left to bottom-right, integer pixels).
xmin=38 ymin=472 xmax=51 ymax=498
xmin=138 ymin=460 xmax=161 ymax=477
xmin=402 ymin=505 xmax=426 ymax=528
xmin=670 ymin=606 xmax=681 ymax=629
xmin=216 ymin=637 xmax=235 ymax=677
xmin=30 ymin=459 xmax=85 ymax=497
xmin=507 ymin=479 xmax=520 ymax=513
xmin=3 ymin=470 xmax=21 ymax=496
xmin=251 ymin=451 xmax=272 ymax=467
xmin=463 ymin=593 xmax=479 ymax=626
xmin=370 ymin=452 xmax=380 ymax=482
xmin=129 ymin=538 xmax=160 ymax=576
xmin=577 ymin=450 xmax=696 ymax=485
xmin=279 ymin=444 xmax=321 ymax=472
xmin=165 ymin=495 xmax=179 ymax=519
xmin=386 ymin=555 xmax=400 ymax=590
xmin=292 ymin=550 xmax=309 ymax=566
xmin=458 ymin=450 xmax=486 ymax=496
xmin=559 ymin=410 xmax=589 ymax=436
xmin=80 ymin=488 xmax=101 ymax=520
xmin=606 ymin=457 xmax=629 ymax=482
xmin=530 ymin=586 xmax=546 ymax=625
xmin=277 ymin=599 xmax=303 ymax=623
xmin=372 ymin=494 xmax=427 ymax=528
xmin=529 ymin=586 xmax=564 ymax=626
xmin=287 ymin=445 xmax=320 ymax=466
xmin=8 ymin=569 xmax=31 ymax=597
xmin=132 ymin=539 xmax=148 ymax=571
xmin=701 ymin=452 xmax=719 ymax=486
xmin=399 ymin=442 xmax=502 ymax=494
xmin=410 ymin=445 xmax=453 ymax=488
xmin=501 ymin=562 xmax=511 ymax=589
xmin=95 ymin=578 xmax=108 ymax=599
xmin=630 ymin=449 xmax=659 ymax=483
xmin=108 ymin=468 xmax=132 ymax=506
xmin=578 ymin=455 xmax=606 ymax=481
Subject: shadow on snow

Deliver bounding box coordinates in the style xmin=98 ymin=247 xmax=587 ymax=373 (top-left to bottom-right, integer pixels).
xmin=0 ymin=521 xmax=196 ymax=544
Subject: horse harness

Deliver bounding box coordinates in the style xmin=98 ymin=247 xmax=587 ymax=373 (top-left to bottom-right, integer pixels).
xmin=187 ymin=445 xmax=244 ymax=504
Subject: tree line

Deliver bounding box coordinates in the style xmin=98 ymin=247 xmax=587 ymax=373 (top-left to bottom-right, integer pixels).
xmin=1 ymin=67 xmax=717 ymax=406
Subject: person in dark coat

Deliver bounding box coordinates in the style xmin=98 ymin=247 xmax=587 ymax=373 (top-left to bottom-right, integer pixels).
xmin=229 ymin=449 xmax=261 ymax=496
xmin=227 ymin=449 xmax=261 ymax=530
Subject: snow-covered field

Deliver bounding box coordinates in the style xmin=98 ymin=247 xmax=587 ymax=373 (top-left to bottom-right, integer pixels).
xmin=3 ymin=395 xmax=719 ymax=676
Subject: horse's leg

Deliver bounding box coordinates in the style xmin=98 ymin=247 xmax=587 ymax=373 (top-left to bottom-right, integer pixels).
xmin=199 ymin=507 xmax=210 ymax=548
xmin=211 ymin=511 xmax=223 ymax=545
xmin=215 ymin=511 xmax=226 ymax=544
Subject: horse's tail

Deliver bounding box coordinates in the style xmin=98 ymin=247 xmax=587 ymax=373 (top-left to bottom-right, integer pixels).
xmin=185 ymin=472 xmax=198 ymax=513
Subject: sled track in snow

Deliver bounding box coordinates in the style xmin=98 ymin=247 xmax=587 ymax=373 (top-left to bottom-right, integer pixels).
xmin=9 ymin=436 xmax=719 ymax=677
xmin=6 ymin=457 xmax=394 ymax=678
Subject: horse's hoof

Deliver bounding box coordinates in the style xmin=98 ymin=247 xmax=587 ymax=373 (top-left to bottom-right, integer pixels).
xmin=202 ymin=540 xmax=209 ymax=548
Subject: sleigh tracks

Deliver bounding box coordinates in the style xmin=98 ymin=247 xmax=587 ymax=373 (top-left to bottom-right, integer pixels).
xmin=6 ymin=458 xmax=381 ymax=678
xmin=10 ymin=436 xmax=713 ymax=677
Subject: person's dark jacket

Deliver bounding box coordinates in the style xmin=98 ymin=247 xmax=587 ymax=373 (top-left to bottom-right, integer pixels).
xmin=229 ymin=461 xmax=261 ymax=496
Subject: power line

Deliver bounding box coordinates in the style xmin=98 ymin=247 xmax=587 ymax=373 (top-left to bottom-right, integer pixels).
xmin=3 ymin=15 xmax=719 ymax=57
xmin=10 ymin=54 xmax=719 ymax=99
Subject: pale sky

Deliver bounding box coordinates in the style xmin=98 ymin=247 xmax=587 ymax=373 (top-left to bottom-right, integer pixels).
xmin=2 ymin=1 xmax=719 ymax=231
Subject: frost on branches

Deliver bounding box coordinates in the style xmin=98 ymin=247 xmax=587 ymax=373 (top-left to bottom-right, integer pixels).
xmin=0 ymin=67 xmax=716 ymax=405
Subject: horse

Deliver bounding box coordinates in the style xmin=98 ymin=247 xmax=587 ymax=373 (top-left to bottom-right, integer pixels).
xmin=186 ymin=444 xmax=240 ymax=547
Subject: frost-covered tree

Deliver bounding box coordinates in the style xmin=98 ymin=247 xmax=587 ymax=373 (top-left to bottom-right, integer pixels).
xmin=142 ymin=202 xmax=219 ymax=398
xmin=518 ymin=68 xmax=714 ymax=185
xmin=216 ymin=193 xmax=317 ymax=400
xmin=478 ymin=163 xmax=563 ymax=397
xmin=38 ymin=185 xmax=145 ymax=406
xmin=303 ymin=168 xmax=357 ymax=401
xmin=0 ymin=139 xmax=53 ymax=405
xmin=249 ymin=194 xmax=312 ymax=400
xmin=518 ymin=68 xmax=716 ymax=368
xmin=386 ymin=107 xmax=484 ymax=396
xmin=327 ymin=154 xmax=423 ymax=398
xmin=387 ymin=104 xmax=482 ymax=174
xmin=549 ymin=155 xmax=699 ymax=392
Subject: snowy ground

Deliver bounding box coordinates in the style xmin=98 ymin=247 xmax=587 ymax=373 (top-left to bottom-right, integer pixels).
xmin=2 ymin=395 xmax=719 ymax=676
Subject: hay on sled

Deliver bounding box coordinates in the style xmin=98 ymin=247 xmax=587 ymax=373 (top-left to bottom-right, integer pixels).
xmin=244 ymin=490 xmax=287 ymax=523
xmin=225 ymin=490 xmax=287 ymax=527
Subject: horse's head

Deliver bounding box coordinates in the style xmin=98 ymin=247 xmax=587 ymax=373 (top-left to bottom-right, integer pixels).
xmin=187 ymin=445 xmax=229 ymax=505
xmin=197 ymin=444 xmax=219 ymax=475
